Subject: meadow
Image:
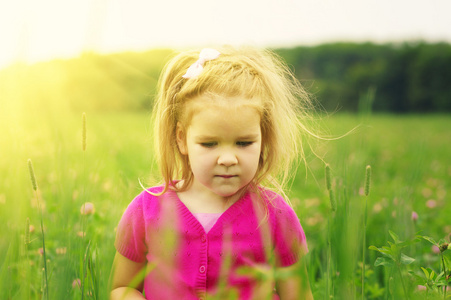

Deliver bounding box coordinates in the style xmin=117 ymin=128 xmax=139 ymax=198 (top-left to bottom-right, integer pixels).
xmin=0 ymin=109 xmax=450 ymax=299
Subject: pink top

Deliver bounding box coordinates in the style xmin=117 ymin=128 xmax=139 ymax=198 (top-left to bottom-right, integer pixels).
xmin=193 ymin=213 xmax=222 ymax=233
xmin=115 ymin=185 xmax=308 ymax=300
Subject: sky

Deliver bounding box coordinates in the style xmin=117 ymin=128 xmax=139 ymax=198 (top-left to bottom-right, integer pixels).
xmin=1 ymin=0 xmax=450 ymax=69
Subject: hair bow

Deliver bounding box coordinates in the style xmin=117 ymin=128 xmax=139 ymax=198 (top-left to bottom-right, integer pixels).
xmin=182 ymin=48 xmax=220 ymax=79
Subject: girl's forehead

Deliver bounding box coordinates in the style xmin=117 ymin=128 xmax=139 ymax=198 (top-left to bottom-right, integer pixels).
xmin=188 ymin=104 xmax=262 ymax=137
xmin=184 ymin=94 xmax=263 ymax=116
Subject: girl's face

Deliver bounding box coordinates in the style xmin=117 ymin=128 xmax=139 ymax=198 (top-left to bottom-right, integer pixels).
xmin=177 ymin=96 xmax=262 ymax=202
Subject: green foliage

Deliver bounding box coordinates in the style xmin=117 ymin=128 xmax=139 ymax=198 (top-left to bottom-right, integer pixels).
xmin=0 ymin=111 xmax=450 ymax=299
xmin=276 ymin=42 xmax=451 ymax=112
xmin=410 ymin=267 xmax=447 ymax=292
xmin=369 ymin=230 xmax=418 ymax=267
xmin=0 ymin=49 xmax=174 ymax=114
xmin=1 ymin=43 xmax=450 ymax=114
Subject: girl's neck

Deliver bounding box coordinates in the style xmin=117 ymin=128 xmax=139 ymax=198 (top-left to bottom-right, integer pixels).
xmin=175 ymin=180 xmax=246 ymax=214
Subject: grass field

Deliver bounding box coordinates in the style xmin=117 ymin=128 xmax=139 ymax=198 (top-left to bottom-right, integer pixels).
xmin=0 ymin=110 xmax=450 ymax=299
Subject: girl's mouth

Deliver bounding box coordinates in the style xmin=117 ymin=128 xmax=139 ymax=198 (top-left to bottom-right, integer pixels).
xmin=217 ymin=175 xmax=236 ymax=178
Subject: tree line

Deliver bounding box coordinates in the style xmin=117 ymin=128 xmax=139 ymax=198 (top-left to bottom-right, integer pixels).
xmin=276 ymin=42 xmax=451 ymax=113
xmin=2 ymin=42 xmax=450 ymax=113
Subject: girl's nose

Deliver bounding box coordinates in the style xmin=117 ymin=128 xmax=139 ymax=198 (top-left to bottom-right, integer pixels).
xmin=217 ymin=152 xmax=238 ymax=167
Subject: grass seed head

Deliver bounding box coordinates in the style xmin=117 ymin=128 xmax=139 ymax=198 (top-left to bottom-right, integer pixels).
xmin=27 ymin=159 xmax=38 ymax=191
xmin=329 ymin=189 xmax=336 ymax=212
xmin=364 ymin=165 xmax=372 ymax=196
xmin=325 ymin=164 xmax=332 ymax=191
xmin=82 ymin=112 xmax=87 ymax=151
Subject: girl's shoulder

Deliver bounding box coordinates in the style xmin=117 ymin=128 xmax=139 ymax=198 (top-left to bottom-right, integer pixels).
xmin=127 ymin=184 xmax=168 ymax=210
xmin=138 ymin=185 xmax=166 ymax=197
xmin=123 ymin=184 xmax=177 ymax=220
xmin=254 ymin=186 xmax=294 ymax=214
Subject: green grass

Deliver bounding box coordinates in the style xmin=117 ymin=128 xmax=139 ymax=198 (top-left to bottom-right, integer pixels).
xmin=0 ymin=111 xmax=450 ymax=299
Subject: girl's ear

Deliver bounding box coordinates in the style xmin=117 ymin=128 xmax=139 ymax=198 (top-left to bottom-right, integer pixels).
xmin=176 ymin=122 xmax=188 ymax=155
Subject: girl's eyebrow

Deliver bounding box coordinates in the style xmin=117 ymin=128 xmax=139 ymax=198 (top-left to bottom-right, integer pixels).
xmin=237 ymin=134 xmax=260 ymax=140
xmin=195 ymin=135 xmax=218 ymax=140
xmin=195 ymin=134 xmax=260 ymax=140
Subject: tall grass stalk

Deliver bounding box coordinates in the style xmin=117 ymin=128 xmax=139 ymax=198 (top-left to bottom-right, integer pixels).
xmin=24 ymin=218 xmax=31 ymax=299
xmin=397 ymin=263 xmax=409 ymax=299
xmin=325 ymin=164 xmax=335 ymax=298
xmin=81 ymin=112 xmax=88 ymax=299
xmin=362 ymin=165 xmax=371 ymax=299
xmin=439 ymin=243 xmax=449 ymax=299
xmin=27 ymin=159 xmax=49 ymax=299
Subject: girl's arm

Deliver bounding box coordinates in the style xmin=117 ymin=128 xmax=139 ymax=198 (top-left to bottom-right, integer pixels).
xmin=275 ymin=257 xmax=313 ymax=300
xmin=110 ymin=252 xmax=147 ymax=300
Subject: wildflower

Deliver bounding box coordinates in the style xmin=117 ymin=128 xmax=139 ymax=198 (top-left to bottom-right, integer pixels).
xmin=439 ymin=243 xmax=449 ymax=252
xmin=411 ymin=211 xmax=418 ymax=222
xmin=372 ymin=202 xmax=383 ymax=213
xmin=426 ymin=199 xmax=437 ymax=208
xmin=304 ymin=198 xmax=320 ymax=208
xmin=38 ymin=248 xmax=44 ymax=256
xmin=56 ymin=247 xmax=67 ymax=255
xmin=306 ymin=214 xmax=323 ymax=226
xmin=72 ymin=279 xmax=81 ymax=289
xmin=421 ymin=188 xmax=433 ymax=198
xmin=77 ymin=231 xmax=86 ymax=238
xmin=432 ymin=245 xmax=440 ymax=254
xmin=102 ymin=180 xmax=113 ymax=191
xmin=417 ymin=285 xmax=427 ymax=291
xmin=359 ymin=187 xmax=365 ymax=196
xmin=29 ymin=224 xmax=35 ymax=233
xmin=80 ymin=202 xmax=95 ymax=215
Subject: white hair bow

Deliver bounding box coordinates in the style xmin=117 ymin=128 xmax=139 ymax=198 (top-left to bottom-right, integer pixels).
xmin=182 ymin=48 xmax=221 ymax=79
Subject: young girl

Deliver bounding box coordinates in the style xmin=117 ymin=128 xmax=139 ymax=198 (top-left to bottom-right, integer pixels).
xmin=110 ymin=46 xmax=314 ymax=300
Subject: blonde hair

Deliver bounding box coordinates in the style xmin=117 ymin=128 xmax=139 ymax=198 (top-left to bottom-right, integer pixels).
xmin=151 ymin=46 xmax=316 ymax=201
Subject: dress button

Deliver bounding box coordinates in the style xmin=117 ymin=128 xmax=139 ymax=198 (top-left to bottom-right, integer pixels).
xmin=201 ymin=234 xmax=206 ymax=243
xmin=199 ymin=265 xmax=206 ymax=273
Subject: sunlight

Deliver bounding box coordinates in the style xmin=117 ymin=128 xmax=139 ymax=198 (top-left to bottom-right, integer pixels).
xmin=2 ymin=0 xmax=451 ymax=70
xmin=0 ymin=0 xmax=92 ymax=68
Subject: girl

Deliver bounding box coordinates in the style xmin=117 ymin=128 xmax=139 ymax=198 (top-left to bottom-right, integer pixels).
xmin=110 ymin=46 xmax=314 ymax=300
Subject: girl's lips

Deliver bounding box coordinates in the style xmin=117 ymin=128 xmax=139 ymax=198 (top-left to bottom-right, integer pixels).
xmin=216 ymin=175 xmax=236 ymax=178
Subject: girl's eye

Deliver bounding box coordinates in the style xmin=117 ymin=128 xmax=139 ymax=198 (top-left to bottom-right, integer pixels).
xmin=200 ymin=142 xmax=217 ymax=148
xmin=236 ymin=141 xmax=253 ymax=147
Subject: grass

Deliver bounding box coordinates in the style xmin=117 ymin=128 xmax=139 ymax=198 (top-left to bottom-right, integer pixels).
xmin=0 ymin=110 xmax=450 ymax=299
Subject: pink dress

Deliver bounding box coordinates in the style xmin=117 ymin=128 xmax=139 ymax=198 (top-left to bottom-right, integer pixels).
xmin=115 ymin=185 xmax=308 ymax=300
